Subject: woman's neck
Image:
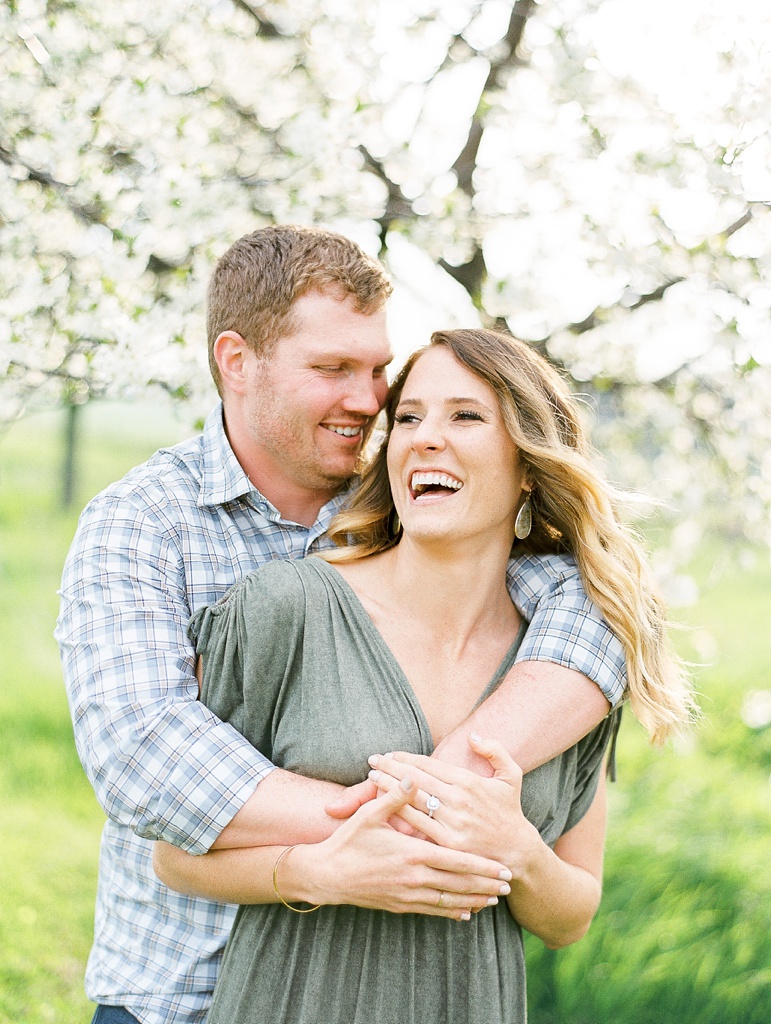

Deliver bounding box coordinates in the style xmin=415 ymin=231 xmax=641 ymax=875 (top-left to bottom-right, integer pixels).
xmin=342 ymin=531 xmax=518 ymax=656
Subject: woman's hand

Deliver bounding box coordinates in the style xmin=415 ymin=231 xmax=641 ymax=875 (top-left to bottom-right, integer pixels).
xmin=366 ymin=734 xmax=541 ymax=870
xmin=291 ymin=774 xmax=513 ymax=922
xmin=367 ymin=737 xmax=609 ymax=948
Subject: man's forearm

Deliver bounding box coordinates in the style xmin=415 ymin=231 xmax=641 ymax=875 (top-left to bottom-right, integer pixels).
xmin=433 ymin=662 xmax=610 ymax=775
xmin=211 ymin=767 xmax=349 ymax=849
xmin=156 ymin=778 xmax=513 ymax=919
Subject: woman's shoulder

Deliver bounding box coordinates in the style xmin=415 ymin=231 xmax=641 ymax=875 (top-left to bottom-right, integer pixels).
xmin=218 ymin=557 xmax=323 ymax=607
xmin=189 ymin=559 xmax=320 ymax=651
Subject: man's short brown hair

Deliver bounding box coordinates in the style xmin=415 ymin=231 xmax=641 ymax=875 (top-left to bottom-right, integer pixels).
xmin=206 ymin=224 xmax=393 ymax=393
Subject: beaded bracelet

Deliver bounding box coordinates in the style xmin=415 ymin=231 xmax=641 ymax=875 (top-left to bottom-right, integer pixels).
xmin=272 ymin=845 xmax=321 ymax=914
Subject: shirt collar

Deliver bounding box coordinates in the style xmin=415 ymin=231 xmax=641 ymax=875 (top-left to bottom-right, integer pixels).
xmin=198 ymin=403 xmax=254 ymax=507
xmin=198 ymin=403 xmax=357 ymax=531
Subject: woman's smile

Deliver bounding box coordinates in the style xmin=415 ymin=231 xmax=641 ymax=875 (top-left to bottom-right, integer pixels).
xmin=409 ymin=470 xmax=464 ymax=502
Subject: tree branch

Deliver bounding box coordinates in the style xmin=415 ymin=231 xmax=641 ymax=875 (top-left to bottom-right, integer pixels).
xmin=230 ymin=0 xmax=284 ymax=38
xmin=0 ymin=142 xmax=108 ymax=226
xmin=452 ymin=0 xmax=535 ymax=195
xmin=357 ymin=145 xmax=415 ymax=248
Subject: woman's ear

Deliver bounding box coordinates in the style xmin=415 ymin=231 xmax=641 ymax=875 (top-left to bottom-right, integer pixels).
xmin=213 ymin=331 xmax=250 ymax=395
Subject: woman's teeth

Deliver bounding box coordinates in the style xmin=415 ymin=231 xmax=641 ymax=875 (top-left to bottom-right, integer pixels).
xmin=410 ymin=471 xmax=463 ymax=496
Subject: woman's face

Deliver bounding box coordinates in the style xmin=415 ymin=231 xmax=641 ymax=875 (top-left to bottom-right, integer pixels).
xmin=387 ymin=346 xmax=528 ymax=550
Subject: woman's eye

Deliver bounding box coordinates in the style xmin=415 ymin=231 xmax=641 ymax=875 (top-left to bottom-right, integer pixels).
xmin=454 ymin=410 xmax=484 ymax=421
xmin=394 ymin=412 xmax=419 ymax=425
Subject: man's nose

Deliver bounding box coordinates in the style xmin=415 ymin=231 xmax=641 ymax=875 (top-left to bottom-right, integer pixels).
xmin=341 ymin=373 xmax=384 ymax=416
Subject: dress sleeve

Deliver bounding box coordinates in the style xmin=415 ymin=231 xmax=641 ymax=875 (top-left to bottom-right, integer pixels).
xmin=56 ymin=490 xmax=273 ymax=855
xmin=561 ymin=708 xmax=622 ymax=836
xmin=506 ymin=554 xmax=627 ymax=708
xmin=191 ymin=561 xmax=308 ymax=760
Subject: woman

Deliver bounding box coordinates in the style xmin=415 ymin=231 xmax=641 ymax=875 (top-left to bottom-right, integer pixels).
xmin=155 ymin=329 xmax=694 ymax=1024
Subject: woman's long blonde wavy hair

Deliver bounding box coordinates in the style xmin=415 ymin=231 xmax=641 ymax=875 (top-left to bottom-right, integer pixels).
xmin=325 ymin=328 xmax=696 ymax=745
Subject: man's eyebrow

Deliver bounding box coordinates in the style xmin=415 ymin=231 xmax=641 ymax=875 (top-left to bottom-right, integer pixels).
xmin=311 ymin=352 xmax=394 ymax=366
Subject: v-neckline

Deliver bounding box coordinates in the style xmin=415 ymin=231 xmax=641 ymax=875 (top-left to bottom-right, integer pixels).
xmin=307 ymin=557 xmax=528 ymax=744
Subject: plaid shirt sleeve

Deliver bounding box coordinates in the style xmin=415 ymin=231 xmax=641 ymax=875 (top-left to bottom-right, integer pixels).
xmin=506 ymin=553 xmax=627 ymax=708
xmin=55 ymin=492 xmax=274 ymax=856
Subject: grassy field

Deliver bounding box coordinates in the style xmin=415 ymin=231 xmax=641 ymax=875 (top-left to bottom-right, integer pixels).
xmin=0 ymin=402 xmax=190 ymax=1024
xmin=1 ymin=404 xmax=769 ymax=1024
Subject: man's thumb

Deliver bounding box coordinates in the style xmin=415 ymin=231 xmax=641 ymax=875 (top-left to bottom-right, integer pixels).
xmin=325 ymin=778 xmax=378 ymax=819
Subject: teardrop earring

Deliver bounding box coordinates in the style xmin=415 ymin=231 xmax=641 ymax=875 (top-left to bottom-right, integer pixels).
xmin=514 ymin=495 xmax=532 ymax=540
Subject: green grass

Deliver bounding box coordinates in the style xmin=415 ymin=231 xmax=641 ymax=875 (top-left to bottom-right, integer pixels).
xmin=0 ymin=401 xmax=190 ymax=1024
xmin=1 ymin=403 xmax=770 ymax=1023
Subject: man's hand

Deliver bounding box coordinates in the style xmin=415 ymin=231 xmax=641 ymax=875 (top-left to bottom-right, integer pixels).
xmin=325 ymin=776 xmax=420 ymax=835
xmin=324 ymin=777 xmax=378 ymax=819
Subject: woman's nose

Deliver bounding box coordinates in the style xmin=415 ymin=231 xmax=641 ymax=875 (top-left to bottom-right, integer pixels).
xmin=411 ymin=416 xmax=446 ymax=451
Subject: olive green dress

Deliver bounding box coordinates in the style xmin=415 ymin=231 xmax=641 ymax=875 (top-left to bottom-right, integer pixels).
xmin=189 ymin=557 xmax=616 ymax=1024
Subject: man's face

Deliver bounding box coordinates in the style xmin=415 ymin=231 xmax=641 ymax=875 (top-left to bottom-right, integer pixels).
xmin=239 ymin=290 xmax=392 ymax=508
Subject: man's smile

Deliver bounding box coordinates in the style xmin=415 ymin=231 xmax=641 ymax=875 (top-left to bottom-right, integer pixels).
xmin=321 ymin=424 xmax=364 ymax=438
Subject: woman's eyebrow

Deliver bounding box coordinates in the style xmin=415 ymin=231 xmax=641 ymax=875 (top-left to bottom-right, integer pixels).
xmin=446 ymin=397 xmax=492 ymax=409
xmin=397 ymin=396 xmax=493 ymax=411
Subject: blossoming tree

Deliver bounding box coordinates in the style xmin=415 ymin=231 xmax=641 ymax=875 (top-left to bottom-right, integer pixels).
xmin=1 ymin=0 xmax=769 ymax=550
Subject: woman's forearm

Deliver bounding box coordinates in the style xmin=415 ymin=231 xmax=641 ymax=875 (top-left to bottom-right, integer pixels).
xmin=364 ymin=742 xmax=608 ymax=948
xmin=504 ymin=772 xmax=607 ymax=948
xmin=154 ymin=840 xmax=284 ymax=903
xmin=503 ymin=829 xmax=602 ymax=947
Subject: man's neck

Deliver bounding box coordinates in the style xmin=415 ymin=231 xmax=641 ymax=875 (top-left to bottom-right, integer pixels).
xmin=254 ymin=479 xmax=338 ymax=528
xmin=222 ymin=422 xmax=338 ymax=529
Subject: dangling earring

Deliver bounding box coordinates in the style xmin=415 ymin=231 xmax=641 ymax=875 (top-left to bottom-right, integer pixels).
xmin=390 ymin=509 xmax=402 ymax=539
xmin=514 ymin=494 xmax=532 ymax=540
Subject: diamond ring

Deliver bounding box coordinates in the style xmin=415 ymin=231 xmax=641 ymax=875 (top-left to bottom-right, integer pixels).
xmin=426 ymin=794 xmax=441 ymax=818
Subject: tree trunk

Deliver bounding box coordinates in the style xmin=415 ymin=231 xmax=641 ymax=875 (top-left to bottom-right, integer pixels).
xmin=62 ymin=399 xmax=81 ymax=510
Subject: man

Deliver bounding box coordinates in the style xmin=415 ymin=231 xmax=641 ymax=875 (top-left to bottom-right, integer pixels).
xmin=57 ymin=225 xmax=624 ymax=1024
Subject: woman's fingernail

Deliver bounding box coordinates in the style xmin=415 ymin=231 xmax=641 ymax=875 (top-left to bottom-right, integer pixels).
xmin=460 ymin=911 xmax=471 ymax=921
xmin=499 ymin=883 xmax=511 ymax=896
xmin=399 ymin=775 xmax=413 ymax=792
xmin=486 ymin=896 xmax=499 ymax=906
xmin=384 ymin=751 xmax=394 ymax=758
xmin=499 ymin=868 xmax=512 ymax=881
xmin=368 ymin=754 xmax=380 ymax=767
xmin=469 ymin=732 xmax=482 ymax=742
xmin=368 ymin=769 xmax=381 ymax=782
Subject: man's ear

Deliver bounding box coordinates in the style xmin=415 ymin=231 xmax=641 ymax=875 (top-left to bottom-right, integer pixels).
xmin=213 ymin=332 xmax=251 ymax=395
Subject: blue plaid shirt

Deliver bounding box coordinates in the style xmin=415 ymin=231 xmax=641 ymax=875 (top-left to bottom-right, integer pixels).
xmin=56 ymin=404 xmax=625 ymax=1024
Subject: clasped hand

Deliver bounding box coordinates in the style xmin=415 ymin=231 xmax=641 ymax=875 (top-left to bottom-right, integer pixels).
xmin=364 ymin=734 xmax=540 ymax=876
xmin=304 ymin=766 xmax=512 ymax=921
